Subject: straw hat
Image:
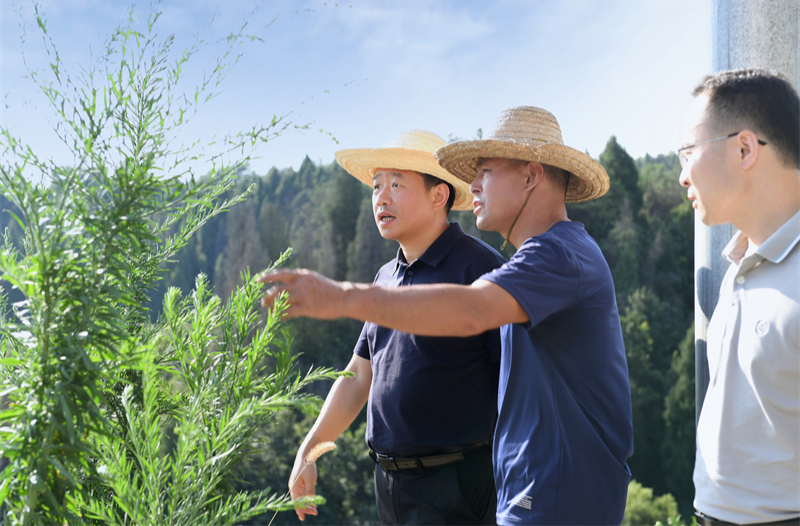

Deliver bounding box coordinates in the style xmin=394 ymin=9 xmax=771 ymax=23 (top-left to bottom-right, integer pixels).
xmin=435 ymin=107 xmax=609 ymax=203
xmin=335 ymin=130 xmax=473 ymax=210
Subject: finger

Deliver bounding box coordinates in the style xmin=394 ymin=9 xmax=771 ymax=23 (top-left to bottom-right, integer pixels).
xmin=295 ymin=505 xmax=318 ymax=521
xmin=291 ymin=480 xmax=317 ymax=521
xmin=296 ymin=506 xmax=317 ymax=521
xmin=260 ymin=286 xmax=286 ymax=309
xmin=289 ymin=465 xmax=314 ymax=498
xmin=261 ymin=290 xmax=303 ymax=320
xmin=256 ymin=269 xmax=300 ymax=284
xmin=296 ymin=503 xmax=319 ymax=520
xmin=300 ymin=466 xmax=318 ymax=517
xmin=290 ymin=482 xmax=307 ymax=520
xmin=289 ymin=479 xmax=304 ymax=501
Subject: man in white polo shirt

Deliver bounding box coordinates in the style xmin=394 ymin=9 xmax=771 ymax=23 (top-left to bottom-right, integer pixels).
xmin=678 ymin=69 xmax=800 ymax=525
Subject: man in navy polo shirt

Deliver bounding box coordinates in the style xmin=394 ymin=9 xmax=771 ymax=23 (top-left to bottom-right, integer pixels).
xmin=260 ymin=108 xmax=634 ymax=525
xmin=286 ymin=130 xmax=505 ymax=525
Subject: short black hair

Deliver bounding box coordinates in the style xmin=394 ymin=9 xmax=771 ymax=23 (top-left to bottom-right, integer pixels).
xmin=694 ymin=69 xmax=800 ymax=169
xmin=543 ymin=164 xmax=570 ymax=197
xmin=419 ymin=173 xmax=456 ymax=213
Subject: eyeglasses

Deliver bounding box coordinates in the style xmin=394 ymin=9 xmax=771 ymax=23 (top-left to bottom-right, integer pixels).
xmin=678 ymin=131 xmax=767 ymax=169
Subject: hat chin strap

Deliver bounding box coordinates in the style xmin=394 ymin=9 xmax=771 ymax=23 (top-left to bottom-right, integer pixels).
xmin=500 ymin=185 xmax=535 ymax=251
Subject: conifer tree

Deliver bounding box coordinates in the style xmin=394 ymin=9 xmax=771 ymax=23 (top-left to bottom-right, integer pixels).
xmin=325 ymin=167 xmax=367 ymax=280
xmin=662 ymin=324 xmax=697 ymax=516
xmin=346 ymin=199 xmax=397 ymax=283
xmin=216 ymin=197 xmax=269 ymax=301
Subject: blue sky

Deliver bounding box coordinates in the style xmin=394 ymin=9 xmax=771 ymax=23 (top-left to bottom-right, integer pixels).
xmin=1 ymin=0 xmax=711 ymax=175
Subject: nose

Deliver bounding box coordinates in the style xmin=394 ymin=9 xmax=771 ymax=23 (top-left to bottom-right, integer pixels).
xmin=678 ymin=166 xmax=690 ymax=188
xmin=374 ymin=184 xmax=391 ymax=206
xmin=470 ymin=173 xmax=483 ymax=195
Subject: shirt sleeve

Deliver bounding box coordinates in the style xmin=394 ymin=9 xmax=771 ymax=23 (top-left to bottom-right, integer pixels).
xmin=481 ymin=236 xmax=582 ymax=327
xmin=353 ymin=321 xmax=371 ymax=360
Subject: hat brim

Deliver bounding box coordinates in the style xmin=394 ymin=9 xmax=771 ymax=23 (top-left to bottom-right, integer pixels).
xmin=335 ymin=147 xmax=473 ymax=210
xmin=435 ymin=140 xmax=609 ymax=203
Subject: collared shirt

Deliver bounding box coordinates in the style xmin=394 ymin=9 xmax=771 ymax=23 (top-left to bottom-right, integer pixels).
xmin=481 ymin=221 xmax=633 ymax=526
xmin=354 ymin=222 xmax=505 ymax=457
xmin=694 ymin=210 xmax=800 ymax=523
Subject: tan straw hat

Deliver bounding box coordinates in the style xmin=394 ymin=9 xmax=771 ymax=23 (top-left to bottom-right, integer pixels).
xmin=335 ymin=129 xmax=473 ymax=210
xmin=435 ymin=107 xmax=609 ymax=203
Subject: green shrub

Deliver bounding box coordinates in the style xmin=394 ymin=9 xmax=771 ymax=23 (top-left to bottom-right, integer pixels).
xmin=0 ymin=5 xmax=338 ymax=524
xmin=623 ymin=479 xmax=682 ymax=526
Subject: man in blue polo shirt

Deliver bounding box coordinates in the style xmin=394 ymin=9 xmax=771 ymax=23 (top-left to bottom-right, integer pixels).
xmin=286 ymin=130 xmax=505 ymax=525
xmin=261 ymin=107 xmax=634 ymax=525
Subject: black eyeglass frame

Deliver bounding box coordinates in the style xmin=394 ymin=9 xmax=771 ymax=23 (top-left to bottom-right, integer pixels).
xmin=678 ymin=131 xmax=767 ymax=168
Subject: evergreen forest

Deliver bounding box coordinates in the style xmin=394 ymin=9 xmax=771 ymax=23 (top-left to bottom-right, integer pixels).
xmin=0 ymin=135 xmax=694 ymax=524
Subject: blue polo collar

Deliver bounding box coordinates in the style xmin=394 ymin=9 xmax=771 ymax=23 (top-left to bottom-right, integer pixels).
xmin=393 ymin=222 xmax=466 ymax=274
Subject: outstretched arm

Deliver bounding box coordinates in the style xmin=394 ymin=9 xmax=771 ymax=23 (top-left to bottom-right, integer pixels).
xmin=289 ymin=353 xmax=372 ymax=521
xmin=258 ymin=269 xmax=528 ymax=336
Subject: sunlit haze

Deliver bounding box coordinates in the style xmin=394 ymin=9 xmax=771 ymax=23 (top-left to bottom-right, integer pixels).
xmin=1 ymin=0 xmax=712 ymax=175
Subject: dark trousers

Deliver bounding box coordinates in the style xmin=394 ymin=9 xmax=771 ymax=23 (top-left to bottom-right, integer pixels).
xmin=374 ymin=445 xmax=496 ymax=526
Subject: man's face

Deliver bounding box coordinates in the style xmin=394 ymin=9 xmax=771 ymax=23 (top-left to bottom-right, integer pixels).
xmin=679 ymin=93 xmax=741 ymax=226
xmin=469 ymin=157 xmax=529 ymax=233
xmin=371 ymin=169 xmax=438 ymax=243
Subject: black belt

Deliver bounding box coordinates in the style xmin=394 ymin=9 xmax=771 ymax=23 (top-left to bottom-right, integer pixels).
xmin=696 ymin=512 xmax=800 ymax=526
xmin=369 ymin=442 xmax=490 ymax=472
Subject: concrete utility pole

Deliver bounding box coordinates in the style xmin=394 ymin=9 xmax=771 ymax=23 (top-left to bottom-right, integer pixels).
xmin=697 ymin=0 xmax=799 ymax=423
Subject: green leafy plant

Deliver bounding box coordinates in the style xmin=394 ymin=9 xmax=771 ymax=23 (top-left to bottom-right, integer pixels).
xmin=623 ymin=479 xmax=683 ymax=526
xmin=0 ymin=5 xmax=339 ymax=524
xmin=654 ymin=516 xmax=697 ymax=526
xmin=73 ymin=266 xmax=337 ymax=525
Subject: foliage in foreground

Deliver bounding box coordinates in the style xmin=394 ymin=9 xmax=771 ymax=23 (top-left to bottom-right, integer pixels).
xmin=0 ymin=5 xmax=339 ymax=524
xmin=623 ymin=479 xmax=693 ymax=526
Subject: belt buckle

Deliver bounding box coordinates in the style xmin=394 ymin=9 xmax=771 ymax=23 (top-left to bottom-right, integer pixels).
xmin=375 ymin=452 xmax=400 ymax=470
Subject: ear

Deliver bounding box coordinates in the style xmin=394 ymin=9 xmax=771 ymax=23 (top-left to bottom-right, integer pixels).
xmin=524 ymin=162 xmax=545 ymax=190
xmin=430 ymin=183 xmax=450 ymax=212
xmin=735 ymin=130 xmax=761 ymax=170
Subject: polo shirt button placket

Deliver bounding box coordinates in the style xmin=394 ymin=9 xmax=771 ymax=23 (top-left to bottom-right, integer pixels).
xmin=735 ymin=275 xmax=745 ymax=285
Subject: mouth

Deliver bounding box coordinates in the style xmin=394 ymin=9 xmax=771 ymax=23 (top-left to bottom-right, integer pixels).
xmin=472 ymin=200 xmax=483 ymax=213
xmin=377 ymin=211 xmax=396 ymax=224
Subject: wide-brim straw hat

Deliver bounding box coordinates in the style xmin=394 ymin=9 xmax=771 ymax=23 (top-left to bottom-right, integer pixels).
xmin=435 ymin=107 xmax=609 ymax=203
xmin=335 ymin=130 xmax=473 ymax=210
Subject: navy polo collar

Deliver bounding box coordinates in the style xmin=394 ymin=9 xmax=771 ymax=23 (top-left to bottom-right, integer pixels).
xmin=393 ymin=222 xmax=466 ymax=274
